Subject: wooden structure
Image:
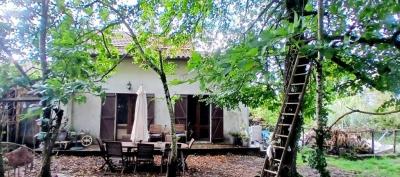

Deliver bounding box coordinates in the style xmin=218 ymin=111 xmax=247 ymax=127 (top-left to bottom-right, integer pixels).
xmin=261 ymin=55 xmax=312 ymax=176
xmin=301 ymin=128 xmax=400 ymax=156
xmin=0 ymin=88 xmax=40 ymax=146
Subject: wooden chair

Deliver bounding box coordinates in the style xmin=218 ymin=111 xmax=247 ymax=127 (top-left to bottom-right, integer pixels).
xmin=134 ymin=143 xmax=155 ymax=173
xmin=165 ymin=135 xmax=172 ymax=142
xmin=160 ymin=143 xmax=171 ymax=173
xmin=104 ymin=141 xmax=128 ymax=174
xmin=175 ymin=124 xmax=187 ymax=142
xmin=181 ymin=138 xmax=195 ymax=172
xmin=149 ymin=124 xmax=163 ymax=142
xmin=96 ymin=138 xmax=111 ymax=171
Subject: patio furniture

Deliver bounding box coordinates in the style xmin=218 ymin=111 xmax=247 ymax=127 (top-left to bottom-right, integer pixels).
xmin=96 ymin=138 xmax=111 ymax=171
xmin=134 ymin=143 xmax=155 ymax=173
xmin=104 ymin=141 xmax=129 ymax=174
xmin=175 ymin=124 xmax=187 ymax=142
xmin=160 ymin=143 xmax=171 ymax=173
xmin=182 ymin=138 xmax=195 ymax=171
xmin=165 ymin=135 xmax=172 ymax=142
xmin=149 ymin=124 xmax=163 ymax=142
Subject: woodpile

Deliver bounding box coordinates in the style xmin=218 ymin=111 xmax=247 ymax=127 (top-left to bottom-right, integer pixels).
xmin=327 ymin=130 xmax=371 ymax=154
xmin=302 ymin=129 xmax=372 ymax=154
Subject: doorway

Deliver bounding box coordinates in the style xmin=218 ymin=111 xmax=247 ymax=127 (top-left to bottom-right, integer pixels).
xmin=116 ymin=94 xmax=136 ymax=140
xmin=174 ymin=95 xmax=224 ymax=142
xmin=187 ymin=95 xmax=210 ymax=141
xmin=100 ymin=93 xmax=155 ymax=141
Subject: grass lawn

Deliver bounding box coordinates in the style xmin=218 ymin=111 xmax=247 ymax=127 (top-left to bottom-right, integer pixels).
xmin=298 ymin=149 xmax=400 ymax=177
xmin=327 ymin=156 xmax=400 ymax=177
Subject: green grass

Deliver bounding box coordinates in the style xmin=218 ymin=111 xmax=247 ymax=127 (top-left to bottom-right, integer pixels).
xmin=297 ymin=149 xmax=400 ymax=177
xmin=327 ymin=156 xmax=400 ymax=177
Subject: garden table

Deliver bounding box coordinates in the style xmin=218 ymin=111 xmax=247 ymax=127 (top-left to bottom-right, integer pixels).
xmin=121 ymin=141 xmax=189 ymax=173
xmin=121 ymin=141 xmax=189 ymax=151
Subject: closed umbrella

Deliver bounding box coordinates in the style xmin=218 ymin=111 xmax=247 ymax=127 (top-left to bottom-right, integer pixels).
xmin=130 ymin=86 xmax=149 ymax=143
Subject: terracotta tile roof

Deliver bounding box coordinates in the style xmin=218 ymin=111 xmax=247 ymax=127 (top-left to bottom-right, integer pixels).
xmin=111 ymin=33 xmax=191 ymax=60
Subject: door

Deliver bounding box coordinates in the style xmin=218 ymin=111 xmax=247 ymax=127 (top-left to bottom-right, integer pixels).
xmin=122 ymin=94 xmax=136 ymax=135
xmin=100 ymin=93 xmax=116 ymax=141
xmin=211 ymin=105 xmax=224 ymax=142
xmin=174 ymin=95 xmax=188 ymax=129
xmin=147 ymin=94 xmax=155 ymax=128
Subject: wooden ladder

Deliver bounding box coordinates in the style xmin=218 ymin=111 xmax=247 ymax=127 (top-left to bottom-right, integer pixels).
xmin=261 ymin=54 xmax=312 ymax=177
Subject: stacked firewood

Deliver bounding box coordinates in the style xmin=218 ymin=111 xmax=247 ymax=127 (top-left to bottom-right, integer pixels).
xmin=302 ymin=129 xmax=372 ymax=154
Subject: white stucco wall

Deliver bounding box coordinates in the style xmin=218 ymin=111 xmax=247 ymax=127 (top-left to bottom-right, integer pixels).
xmin=68 ymin=59 xmax=249 ymax=142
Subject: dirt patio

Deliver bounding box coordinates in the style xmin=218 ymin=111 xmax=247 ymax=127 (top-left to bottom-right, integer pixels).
xmin=6 ymin=154 xmax=358 ymax=177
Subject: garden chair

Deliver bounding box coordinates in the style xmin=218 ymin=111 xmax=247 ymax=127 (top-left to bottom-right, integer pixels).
xmin=180 ymin=138 xmax=195 ymax=172
xmin=165 ymin=135 xmax=172 ymax=142
xmin=96 ymin=138 xmax=112 ymax=171
xmin=149 ymin=124 xmax=163 ymax=142
xmin=160 ymin=143 xmax=171 ymax=173
xmin=104 ymin=141 xmax=129 ymax=174
xmin=134 ymin=143 xmax=155 ymax=173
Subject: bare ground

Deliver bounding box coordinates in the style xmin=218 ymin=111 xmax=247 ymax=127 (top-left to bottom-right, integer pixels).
xmin=5 ymin=155 xmax=355 ymax=177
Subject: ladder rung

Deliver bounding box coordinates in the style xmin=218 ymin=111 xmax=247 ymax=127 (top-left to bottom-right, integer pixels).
xmin=282 ymin=113 xmax=296 ymax=116
xmin=291 ymin=83 xmax=305 ymax=86
xmin=276 ymin=134 xmax=288 ymax=138
xmin=285 ymin=102 xmax=299 ymax=105
xmin=297 ymin=64 xmax=309 ymax=67
xmin=273 ymin=145 xmax=285 ymax=149
xmin=264 ymin=169 xmax=278 ymax=174
xmin=294 ymin=72 xmax=307 ymax=76
xmin=288 ymin=92 xmax=301 ymax=95
xmin=278 ymin=123 xmax=291 ymax=126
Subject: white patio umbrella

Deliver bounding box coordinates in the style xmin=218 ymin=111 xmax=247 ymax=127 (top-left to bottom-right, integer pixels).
xmin=130 ymin=86 xmax=150 ymax=143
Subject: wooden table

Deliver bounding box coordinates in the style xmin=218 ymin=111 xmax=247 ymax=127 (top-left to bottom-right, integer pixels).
xmin=121 ymin=141 xmax=189 ymax=151
xmin=121 ymin=141 xmax=189 ymax=173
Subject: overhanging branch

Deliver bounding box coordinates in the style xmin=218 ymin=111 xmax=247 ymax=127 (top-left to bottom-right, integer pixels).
xmin=328 ymin=108 xmax=400 ymax=130
xmin=330 ymin=53 xmax=378 ymax=88
xmin=325 ymin=30 xmax=400 ymax=49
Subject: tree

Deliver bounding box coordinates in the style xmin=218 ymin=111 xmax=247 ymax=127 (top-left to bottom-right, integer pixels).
xmin=87 ymin=0 xmax=210 ymax=175
xmin=189 ymin=0 xmax=400 ymax=176
xmin=0 ymin=1 xmax=119 ymax=176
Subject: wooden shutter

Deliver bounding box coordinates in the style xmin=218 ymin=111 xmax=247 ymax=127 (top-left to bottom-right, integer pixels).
xmin=126 ymin=94 xmax=137 ymax=134
xmin=147 ymin=94 xmax=155 ymax=128
xmin=100 ymin=93 xmax=116 ymax=141
xmin=211 ymin=105 xmax=224 ymax=142
xmin=174 ymin=95 xmax=187 ymax=129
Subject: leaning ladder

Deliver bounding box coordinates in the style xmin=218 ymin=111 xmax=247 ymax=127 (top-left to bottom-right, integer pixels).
xmin=261 ymin=54 xmax=312 ymax=177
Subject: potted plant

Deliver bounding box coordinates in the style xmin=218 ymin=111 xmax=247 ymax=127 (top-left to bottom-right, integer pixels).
xmin=240 ymin=130 xmax=250 ymax=147
xmin=229 ymin=132 xmax=243 ymax=146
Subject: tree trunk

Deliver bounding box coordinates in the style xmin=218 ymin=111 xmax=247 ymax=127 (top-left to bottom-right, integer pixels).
xmin=157 ymin=52 xmax=179 ymax=177
xmin=312 ymin=0 xmax=330 ymax=176
xmin=39 ymin=0 xmax=49 ymax=80
xmin=275 ymin=1 xmax=308 ymax=176
xmin=38 ymin=109 xmax=64 ymax=177
xmin=37 ymin=0 xmax=53 ymax=176
xmin=0 ymin=139 xmax=4 ymax=177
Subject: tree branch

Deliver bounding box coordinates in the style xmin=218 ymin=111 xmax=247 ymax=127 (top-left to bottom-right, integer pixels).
xmin=325 ymin=30 xmax=400 ymax=49
xmin=328 ymin=108 xmax=400 ymax=130
xmin=330 ymin=53 xmax=378 ymax=88
xmin=100 ymin=1 xmax=162 ymax=75
xmin=0 ymin=47 xmax=34 ymax=86
xmin=100 ymin=32 xmax=111 ymax=56
xmin=94 ymin=48 xmax=134 ymax=82
xmin=39 ymin=0 xmax=49 ymax=81
xmin=244 ymin=0 xmax=278 ymax=35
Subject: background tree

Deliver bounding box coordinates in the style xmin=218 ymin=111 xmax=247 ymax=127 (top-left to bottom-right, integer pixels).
xmin=88 ymin=0 xmax=211 ymax=174
xmin=189 ymin=0 xmax=399 ymax=176
xmin=0 ymin=0 xmax=120 ymax=176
